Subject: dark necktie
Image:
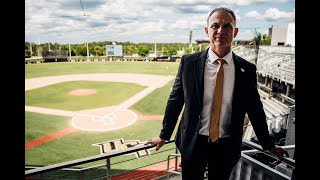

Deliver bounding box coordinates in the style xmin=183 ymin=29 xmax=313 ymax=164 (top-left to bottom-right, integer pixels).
xmin=209 ymin=59 xmax=225 ymax=142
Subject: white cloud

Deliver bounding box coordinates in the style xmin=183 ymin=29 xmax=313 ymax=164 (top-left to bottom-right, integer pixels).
xmin=235 ymin=29 xmax=255 ymax=40
xmin=245 ymin=11 xmax=264 ymax=19
xmin=25 ymin=0 xmax=294 ymax=44
xmin=245 ymin=8 xmax=294 ymax=21
xmin=264 ymin=8 xmax=295 ymax=20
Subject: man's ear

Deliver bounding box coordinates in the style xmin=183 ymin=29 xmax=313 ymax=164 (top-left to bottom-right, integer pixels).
xmin=205 ymin=27 xmax=209 ymax=36
xmin=234 ymin=27 xmax=239 ymax=38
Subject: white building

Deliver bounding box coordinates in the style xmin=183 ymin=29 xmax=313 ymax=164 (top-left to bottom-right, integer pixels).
xmin=270 ymin=23 xmax=295 ymax=47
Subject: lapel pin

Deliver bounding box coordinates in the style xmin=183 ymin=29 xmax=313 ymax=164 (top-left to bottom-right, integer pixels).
xmin=241 ymin=68 xmax=245 ymax=72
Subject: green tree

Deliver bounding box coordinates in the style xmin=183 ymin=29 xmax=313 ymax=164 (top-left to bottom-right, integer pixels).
xmin=168 ymin=47 xmax=177 ymax=56
xmin=253 ymin=33 xmax=271 ymax=46
xmin=124 ymin=45 xmax=136 ymax=55
xmin=25 ymin=42 xmax=31 ymax=58
xmin=75 ymin=46 xmax=87 ymax=56
xmin=94 ymin=46 xmax=103 ymax=56
xmin=253 ymin=33 xmax=262 ymax=46
xmin=138 ymin=45 xmax=149 ymax=57
xmin=185 ymin=47 xmax=192 ymax=54
xmin=162 ymin=47 xmax=169 ymax=56
xmin=261 ymin=34 xmax=271 ymax=45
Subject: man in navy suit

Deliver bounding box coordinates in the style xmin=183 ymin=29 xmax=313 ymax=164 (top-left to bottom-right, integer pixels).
xmin=145 ymin=7 xmax=287 ymax=180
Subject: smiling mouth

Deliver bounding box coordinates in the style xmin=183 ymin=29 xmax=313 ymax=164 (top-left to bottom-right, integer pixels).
xmin=215 ymin=37 xmax=227 ymax=41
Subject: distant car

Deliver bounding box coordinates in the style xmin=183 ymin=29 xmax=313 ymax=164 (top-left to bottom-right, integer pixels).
xmin=144 ymin=58 xmax=150 ymax=61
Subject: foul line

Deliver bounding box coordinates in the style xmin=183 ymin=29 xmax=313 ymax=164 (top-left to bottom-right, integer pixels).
xmin=25 ymin=128 xmax=78 ymax=149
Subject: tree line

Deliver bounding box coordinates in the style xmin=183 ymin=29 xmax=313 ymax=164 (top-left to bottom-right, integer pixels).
xmin=25 ymin=34 xmax=271 ymax=58
xmin=25 ymin=41 xmax=203 ymax=58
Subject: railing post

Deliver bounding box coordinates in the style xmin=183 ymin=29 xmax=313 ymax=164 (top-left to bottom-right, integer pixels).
xmin=175 ymin=147 xmax=178 ymax=171
xmin=40 ymin=173 xmax=44 ymax=180
xmin=77 ymin=170 xmax=85 ymax=180
xmin=285 ymin=106 xmax=295 ymax=158
xmin=291 ymin=167 xmax=296 ymax=180
xmin=106 ymin=158 xmax=111 ymax=180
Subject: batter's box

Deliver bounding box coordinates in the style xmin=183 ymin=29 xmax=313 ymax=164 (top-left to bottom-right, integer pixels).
xmin=71 ymin=109 xmax=137 ymax=132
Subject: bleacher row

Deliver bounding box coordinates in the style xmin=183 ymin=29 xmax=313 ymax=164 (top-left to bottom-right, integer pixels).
xmin=233 ymin=46 xmax=257 ymax=64
xmin=259 ymin=89 xmax=290 ymax=129
xmin=256 ymin=50 xmax=295 ymax=86
xmin=243 ymin=90 xmax=291 ymax=141
xmin=233 ymin=46 xmax=295 ymax=87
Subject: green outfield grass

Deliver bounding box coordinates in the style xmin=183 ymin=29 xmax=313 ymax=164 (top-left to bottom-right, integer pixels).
xmin=130 ymin=79 xmax=174 ymax=115
xmin=25 ymin=112 xmax=71 ymax=142
xmin=25 ymin=61 xmax=179 ymax=78
xmin=26 ymin=81 xmax=146 ymax=111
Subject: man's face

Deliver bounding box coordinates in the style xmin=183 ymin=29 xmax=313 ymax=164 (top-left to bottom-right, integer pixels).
xmin=205 ymin=11 xmax=238 ymax=50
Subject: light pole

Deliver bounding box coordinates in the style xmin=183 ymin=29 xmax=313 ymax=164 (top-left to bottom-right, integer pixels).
xmin=69 ymin=43 xmax=72 ymax=61
xmin=84 ymin=24 xmax=89 ymax=61
xmin=37 ymin=36 xmax=41 ymax=57
xmin=154 ymin=22 xmax=157 ymax=60
xmin=86 ymin=42 xmax=89 ymax=61
xmin=189 ymin=30 xmax=192 ymax=48
xmin=29 ymin=42 xmax=33 ymax=57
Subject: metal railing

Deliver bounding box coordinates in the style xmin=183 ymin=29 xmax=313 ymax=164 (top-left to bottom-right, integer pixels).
xmin=26 ymin=139 xmax=295 ymax=180
xmin=25 ymin=140 xmax=175 ymax=180
xmin=230 ymin=140 xmax=295 ymax=180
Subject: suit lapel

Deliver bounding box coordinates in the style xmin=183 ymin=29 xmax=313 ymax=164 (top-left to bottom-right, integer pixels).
xmin=232 ymin=53 xmax=242 ymax=109
xmin=192 ymin=50 xmax=208 ymax=108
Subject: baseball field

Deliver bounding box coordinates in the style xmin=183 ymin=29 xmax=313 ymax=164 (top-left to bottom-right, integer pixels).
xmin=25 ymin=61 xmax=181 ymax=178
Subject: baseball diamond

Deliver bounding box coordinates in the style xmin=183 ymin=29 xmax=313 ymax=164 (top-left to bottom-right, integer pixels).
xmin=25 ymin=73 xmax=174 ymax=132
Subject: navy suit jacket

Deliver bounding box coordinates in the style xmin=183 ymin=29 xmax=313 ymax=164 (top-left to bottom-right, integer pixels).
xmin=159 ymin=49 xmax=275 ymax=160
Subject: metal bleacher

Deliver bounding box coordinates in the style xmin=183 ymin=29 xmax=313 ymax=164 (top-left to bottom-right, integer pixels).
xmin=234 ymin=46 xmax=295 ymax=88
xmin=262 ymin=98 xmax=290 ymax=132
xmin=280 ymin=60 xmax=295 ymax=87
xmin=256 ymin=49 xmax=295 ymax=87
xmin=243 ymin=90 xmax=291 ymax=142
xmin=233 ymin=46 xmax=257 ymax=64
xmin=234 ymin=45 xmax=295 ymax=141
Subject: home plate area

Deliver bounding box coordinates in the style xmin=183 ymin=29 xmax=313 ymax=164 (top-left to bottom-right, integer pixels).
xmin=71 ymin=109 xmax=138 ymax=131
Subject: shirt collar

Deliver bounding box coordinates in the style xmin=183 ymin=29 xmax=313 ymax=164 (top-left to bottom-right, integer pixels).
xmin=207 ymin=48 xmax=232 ymax=65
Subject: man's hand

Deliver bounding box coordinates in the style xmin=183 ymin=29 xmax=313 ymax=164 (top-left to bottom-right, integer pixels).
xmin=144 ymin=137 xmax=166 ymax=151
xmin=269 ymin=145 xmax=289 ymax=162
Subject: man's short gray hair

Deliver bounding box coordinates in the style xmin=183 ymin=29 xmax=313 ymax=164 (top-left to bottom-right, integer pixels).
xmin=207 ymin=7 xmax=236 ymax=25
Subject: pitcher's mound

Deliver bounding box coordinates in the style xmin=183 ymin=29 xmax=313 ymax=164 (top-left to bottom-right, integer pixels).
xmin=69 ymin=89 xmax=97 ymax=96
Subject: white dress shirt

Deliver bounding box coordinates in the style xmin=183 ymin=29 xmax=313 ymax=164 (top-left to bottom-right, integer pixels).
xmin=198 ymin=48 xmax=235 ymax=138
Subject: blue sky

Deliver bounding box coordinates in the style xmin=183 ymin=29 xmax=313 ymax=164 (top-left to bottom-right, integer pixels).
xmin=25 ymin=0 xmax=295 ymax=44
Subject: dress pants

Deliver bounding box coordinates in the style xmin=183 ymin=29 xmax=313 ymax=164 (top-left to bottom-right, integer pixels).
xmin=181 ymin=135 xmax=240 ymax=180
